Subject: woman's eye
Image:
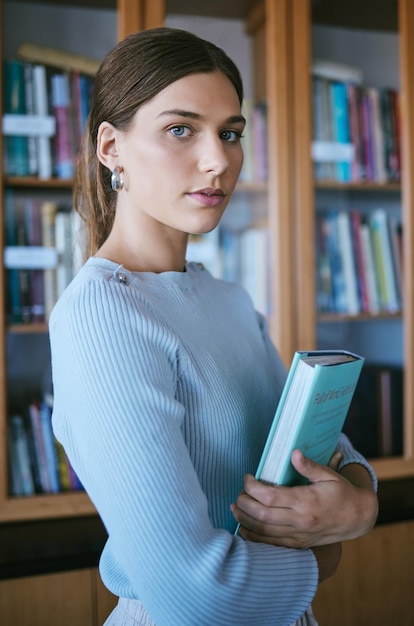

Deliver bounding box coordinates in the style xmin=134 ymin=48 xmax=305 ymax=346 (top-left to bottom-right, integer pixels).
xmin=169 ymin=125 xmax=192 ymax=137
xmin=221 ymin=129 xmax=242 ymax=143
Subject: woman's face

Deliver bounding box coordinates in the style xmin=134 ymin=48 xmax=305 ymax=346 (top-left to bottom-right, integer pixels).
xmin=114 ymin=70 xmax=245 ymax=238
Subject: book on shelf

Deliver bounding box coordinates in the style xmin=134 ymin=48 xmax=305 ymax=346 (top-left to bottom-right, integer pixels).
xmin=3 ymin=59 xmax=30 ymax=176
xmin=336 ymin=211 xmax=360 ymax=315
xmin=7 ymin=414 xmax=35 ymax=496
xmin=4 ymin=191 xmax=80 ymax=325
xmin=3 ymin=47 xmax=95 ymax=180
xmin=32 ymin=64 xmax=53 ymax=179
xmin=254 ymin=350 xmax=364 ymax=488
xmin=330 ymin=80 xmax=352 ymax=182
xmin=312 ymin=69 xmax=401 ymax=184
xmin=7 ymin=395 xmax=84 ymax=496
xmin=312 ymin=58 xmax=363 ymax=84
xmin=51 ymin=72 xmax=75 ymax=179
xmin=369 ymin=208 xmax=401 ymax=313
xmin=23 ymin=62 xmax=38 ymax=176
xmin=315 ymin=208 xmax=402 ymax=316
xmin=239 ymin=227 xmax=269 ymax=316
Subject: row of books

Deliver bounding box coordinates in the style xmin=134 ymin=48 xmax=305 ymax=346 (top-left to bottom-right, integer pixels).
xmin=312 ymin=60 xmax=401 ymax=184
xmin=239 ymin=99 xmax=268 ymax=183
xmin=186 ymin=225 xmax=270 ymax=316
xmin=316 ymin=207 xmax=403 ymax=316
xmin=7 ymin=395 xmax=83 ymax=497
xmin=4 ymin=191 xmax=81 ymax=324
xmin=3 ymin=52 xmax=95 ymax=179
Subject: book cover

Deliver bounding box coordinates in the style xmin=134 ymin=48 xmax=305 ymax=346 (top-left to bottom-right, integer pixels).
xmin=256 ymin=350 xmax=364 ymax=487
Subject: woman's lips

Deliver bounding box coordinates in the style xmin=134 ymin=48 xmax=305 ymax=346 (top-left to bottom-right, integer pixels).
xmin=187 ymin=188 xmax=226 ymax=207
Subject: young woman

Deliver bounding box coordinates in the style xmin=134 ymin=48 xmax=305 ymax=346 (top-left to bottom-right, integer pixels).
xmin=49 ymin=27 xmax=378 ymax=626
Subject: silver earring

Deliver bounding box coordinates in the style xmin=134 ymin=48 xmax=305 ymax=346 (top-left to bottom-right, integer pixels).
xmin=111 ymin=166 xmax=124 ymax=191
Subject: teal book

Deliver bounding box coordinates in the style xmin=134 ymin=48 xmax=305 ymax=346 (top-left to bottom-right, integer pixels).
xmin=3 ymin=59 xmax=30 ymax=176
xmin=256 ymin=349 xmax=364 ymax=487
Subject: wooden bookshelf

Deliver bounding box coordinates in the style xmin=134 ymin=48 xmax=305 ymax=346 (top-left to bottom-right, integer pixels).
xmin=1 ymin=0 xmax=414 ymax=523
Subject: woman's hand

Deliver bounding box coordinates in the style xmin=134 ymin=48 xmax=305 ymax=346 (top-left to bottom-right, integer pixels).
xmin=231 ymin=449 xmax=378 ymax=549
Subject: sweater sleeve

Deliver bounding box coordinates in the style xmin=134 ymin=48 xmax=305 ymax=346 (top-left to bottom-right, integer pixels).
xmin=49 ymin=278 xmax=318 ymax=626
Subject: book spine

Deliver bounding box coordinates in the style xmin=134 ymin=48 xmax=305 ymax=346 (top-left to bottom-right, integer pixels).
xmin=4 ymin=190 xmax=22 ymax=323
xmin=350 ymin=210 xmax=369 ymax=313
xmin=336 ymin=211 xmax=360 ymax=315
xmin=15 ymin=199 xmax=32 ymax=323
xmin=359 ymin=219 xmax=381 ymax=314
xmin=32 ymin=64 xmax=53 ymax=179
xmin=41 ymin=201 xmax=58 ymax=320
xmin=324 ymin=210 xmax=347 ymax=313
xmin=370 ymin=209 xmax=400 ymax=313
xmin=28 ymin=401 xmax=51 ymax=493
xmin=315 ymin=213 xmax=334 ymax=312
xmin=7 ymin=414 xmax=35 ymax=496
xmin=55 ymin=209 xmax=75 ymax=297
xmin=39 ymin=400 xmax=60 ymax=493
xmin=330 ymin=81 xmax=352 ymax=182
xmin=240 ymin=228 xmax=269 ymax=315
xmin=368 ymin=87 xmax=387 ymax=182
xmin=3 ymin=59 xmax=30 ymax=176
xmin=23 ymin=62 xmax=38 ymax=175
xmin=51 ymin=73 xmax=74 ymax=179
xmin=24 ymin=199 xmax=45 ymax=323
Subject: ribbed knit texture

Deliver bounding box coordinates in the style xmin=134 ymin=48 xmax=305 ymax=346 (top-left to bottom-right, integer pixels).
xmin=49 ymin=258 xmax=375 ymax=626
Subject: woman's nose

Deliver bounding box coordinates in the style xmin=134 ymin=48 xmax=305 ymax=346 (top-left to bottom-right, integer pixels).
xmin=198 ymin=135 xmax=229 ymax=175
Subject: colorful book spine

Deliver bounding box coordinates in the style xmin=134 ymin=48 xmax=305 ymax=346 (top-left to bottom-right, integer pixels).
xmin=330 ymin=81 xmax=352 ymax=182
xmin=41 ymin=201 xmax=58 ymax=320
xmin=3 ymin=59 xmax=29 ymax=176
xmin=336 ymin=211 xmax=360 ymax=315
xmin=32 ymin=64 xmax=53 ymax=179
xmin=51 ymin=73 xmax=74 ymax=179
xmin=7 ymin=414 xmax=35 ymax=496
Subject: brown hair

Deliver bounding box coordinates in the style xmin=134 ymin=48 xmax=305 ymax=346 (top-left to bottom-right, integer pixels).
xmin=74 ymin=27 xmax=244 ymax=257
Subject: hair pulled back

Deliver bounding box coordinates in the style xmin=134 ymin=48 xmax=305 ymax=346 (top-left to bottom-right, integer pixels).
xmin=74 ymin=27 xmax=244 ymax=257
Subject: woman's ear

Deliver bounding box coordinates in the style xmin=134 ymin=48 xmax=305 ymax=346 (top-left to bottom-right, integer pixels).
xmin=96 ymin=121 xmax=120 ymax=170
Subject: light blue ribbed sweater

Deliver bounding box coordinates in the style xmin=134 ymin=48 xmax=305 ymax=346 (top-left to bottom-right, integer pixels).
xmin=49 ymin=258 xmax=375 ymax=626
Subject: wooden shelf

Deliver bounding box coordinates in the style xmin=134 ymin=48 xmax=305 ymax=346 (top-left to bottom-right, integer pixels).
xmin=315 ymin=181 xmax=401 ymax=192
xmin=4 ymin=176 xmax=73 ymax=189
xmin=318 ymin=311 xmax=403 ymax=323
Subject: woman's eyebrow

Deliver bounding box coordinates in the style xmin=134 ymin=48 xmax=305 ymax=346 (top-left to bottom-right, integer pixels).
xmin=159 ymin=109 xmax=246 ymax=125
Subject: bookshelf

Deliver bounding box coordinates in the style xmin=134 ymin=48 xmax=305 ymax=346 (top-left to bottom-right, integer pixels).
xmin=289 ymin=0 xmax=414 ymax=481
xmin=0 ymin=0 xmax=164 ymax=523
xmin=1 ymin=0 xmax=414 ymax=525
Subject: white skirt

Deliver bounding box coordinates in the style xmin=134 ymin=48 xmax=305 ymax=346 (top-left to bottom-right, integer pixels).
xmin=103 ymin=598 xmax=318 ymax=626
